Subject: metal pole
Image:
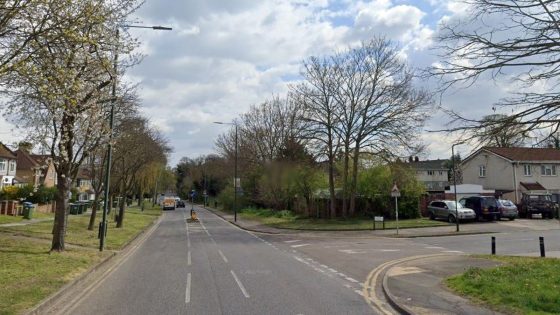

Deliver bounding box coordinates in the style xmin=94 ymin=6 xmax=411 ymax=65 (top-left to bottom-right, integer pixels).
xmin=452 ymin=144 xmax=460 ymax=232
xmin=99 ymin=28 xmax=119 ymax=252
xmin=539 ymin=236 xmax=545 ymax=257
xmin=491 ymin=236 xmax=496 ymax=255
xmin=395 ymin=196 xmax=399 ymax=235
xmin=234 ymin=124 xmax=238 ymax=222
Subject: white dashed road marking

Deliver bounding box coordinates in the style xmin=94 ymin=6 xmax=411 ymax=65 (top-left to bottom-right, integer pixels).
xmin=185 ymin=273 xmax=191 ymax=304
xmin=231 ymin=270 xmax=250 ymax=298
xmin=291 ymin=244 xmax=311 ymax=248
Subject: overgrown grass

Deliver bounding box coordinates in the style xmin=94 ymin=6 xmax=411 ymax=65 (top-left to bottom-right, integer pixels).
xmin=0 ymin=234 xmax=109 ymax=315
xmin=238 ymin=207 xmax=449 ymax=230
xmin=447 ymin=255 xmax=560 ymax=315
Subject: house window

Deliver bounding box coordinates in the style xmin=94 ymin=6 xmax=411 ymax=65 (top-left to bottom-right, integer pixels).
xmin=479 ymin=165 xmax=486 ymax=177
xmin=439 ymin=171 xmax=444 ymax=176
xmin=541 ymin=165 xmax=557 ymax=176
xmin=427 ymin=170 xmax=434 ymax=175
xmin=0 ymin=159 xmax=5 ymax=171
xmin=9 ymin=161 xmax=15 ymax=172
xmin=523 ymin=164 xmax=532 ymax=176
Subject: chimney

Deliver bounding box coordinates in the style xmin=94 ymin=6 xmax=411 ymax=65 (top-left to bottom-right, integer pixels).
xmin=414 ymin=156 xmax=419 ymax=162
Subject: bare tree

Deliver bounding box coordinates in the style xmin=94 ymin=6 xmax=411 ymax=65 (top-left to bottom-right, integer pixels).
xmin=430 ymin=0 xmax=560 ymax=142
xmin=291 ymin=57 xmax=341 ymax=218
xmin=111 ymin=116 xmax=170 ymax=228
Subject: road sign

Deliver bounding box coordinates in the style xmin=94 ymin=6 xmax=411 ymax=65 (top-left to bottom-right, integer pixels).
xmin=374 ymin=216 xmax=384 ymax=222
xmin=390 ymin=184 xmax=401 ymax=198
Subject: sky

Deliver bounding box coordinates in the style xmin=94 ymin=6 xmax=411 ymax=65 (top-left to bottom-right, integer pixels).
xmin=0 ymin=0 xmax=517 ymax=165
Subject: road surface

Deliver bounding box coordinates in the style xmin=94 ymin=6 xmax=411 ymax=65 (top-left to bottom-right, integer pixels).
xmin=68 ymin=206 xmax=373 ymax=315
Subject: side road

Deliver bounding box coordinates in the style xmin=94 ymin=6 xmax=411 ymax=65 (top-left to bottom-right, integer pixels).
xmin=203 ymin=206 xmax=546 ymax=238
xmin=374 ymin=255 xmax=504 ymax=315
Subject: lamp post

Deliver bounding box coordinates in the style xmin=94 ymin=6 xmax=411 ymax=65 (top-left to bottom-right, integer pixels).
xmin=451 ymin=142 xmax=464 ymax=232
xmin=213 ymin=121 xmax=238 ymax=222
xmin=99 ymin=24 xmax=172 ymax=252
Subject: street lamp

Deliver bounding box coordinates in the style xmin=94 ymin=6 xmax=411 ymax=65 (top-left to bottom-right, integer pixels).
xmin=213 ymin=121 xmax=238 ymax=222
xmin=451 ymin=141 xmax=465 ymax=232
xmin=99 ymin=24 xmax=172 ymax=252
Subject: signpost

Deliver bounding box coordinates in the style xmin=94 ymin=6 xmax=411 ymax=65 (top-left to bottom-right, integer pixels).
xmin=373 ymin=216 xmax=385 ymax=230
xmin=391 ymin=184 xmax=401 ymax=235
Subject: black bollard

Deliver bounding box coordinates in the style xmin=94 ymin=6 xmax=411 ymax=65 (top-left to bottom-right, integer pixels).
xmin=540 ymin=236 xmax=545 ymax=257
xmin=491 ymin=236 xmax=496 ymax=255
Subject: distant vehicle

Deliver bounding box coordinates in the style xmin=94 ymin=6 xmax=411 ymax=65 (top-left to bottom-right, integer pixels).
xmin=520 ymin=193 xmax=557 ymax=219
xmin=162 ymin=197 xmax=176 ymax=211
xmin=176 ymin=200 xmax=185 ymax=208
xmin=497 ymin=199 xmax=517 ymax=221
xmin=459 ymin=196 xmax=500 ymax=221
xmin=427 ymin=200 xmax=476 ymax=223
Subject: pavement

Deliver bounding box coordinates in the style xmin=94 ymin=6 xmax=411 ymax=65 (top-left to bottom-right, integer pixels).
xmin=0 ymin=217 xmax=53 ymax=227
xmin=381 ymin=255 xmax=504 ymax=315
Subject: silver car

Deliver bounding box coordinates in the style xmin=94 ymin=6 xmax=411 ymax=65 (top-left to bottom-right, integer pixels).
xmin=497 ymin=199 xmax=518 ymax=220
xmin=428 ymin=200 xmax=476 ymax=223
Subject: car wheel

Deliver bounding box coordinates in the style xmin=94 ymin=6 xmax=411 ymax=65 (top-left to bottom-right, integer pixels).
xmin=429 ymin=212 xmax=435 ymax=220
xmin=448 ymin=215 xmax=456 ymax=223
xmin=509 ymin=217 xmax=515 ymax=221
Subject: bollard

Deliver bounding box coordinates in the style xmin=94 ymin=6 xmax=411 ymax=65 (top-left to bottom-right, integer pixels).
xmin=540 ymin=236 xmax=545 ymax=257
xmin=491 ymin=236 xmax=496 ymax=255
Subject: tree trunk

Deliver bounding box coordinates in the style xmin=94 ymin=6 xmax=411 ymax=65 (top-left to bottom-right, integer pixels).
xmin=349 ymin=143 xmax=361 ymax=216
xmin=51 ymin=173 xmax=70 ymax=252
xmin=87 ymin=195 xmax=100 ymax=230
xmin=341 ymin=141 xmax=350 ymax=217
xmin=328 ymin=155 xmax=336 ymax=219
xmin=116 ymin=194 xmax=125 ymax=228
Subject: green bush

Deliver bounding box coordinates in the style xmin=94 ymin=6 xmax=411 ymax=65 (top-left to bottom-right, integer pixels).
xmin=216 ymin=185 xmax=247 ymax=212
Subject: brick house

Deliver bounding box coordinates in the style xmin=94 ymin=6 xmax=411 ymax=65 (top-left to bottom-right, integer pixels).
xmin=0 ymin=143 xmax=18 ymax=188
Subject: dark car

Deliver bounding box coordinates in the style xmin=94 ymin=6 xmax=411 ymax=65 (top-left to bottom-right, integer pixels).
xmin=176 ymin=200 xmax=186 ymax=208
xmin=520 ymin=193 xmax=557 ymax=219
xmin=459 ymin=196 xmax=500 ymax=221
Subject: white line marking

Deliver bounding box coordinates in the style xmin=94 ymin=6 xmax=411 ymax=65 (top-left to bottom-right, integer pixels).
xmin=380 ymin=249 xmax=400 ymax=252
xmin=442 ymin=250 xmax=464 ymax=253
xmin=425 ymin=246 xmax=444 ymax=249
xmin=354 ymin=289 xmax=364 ymax=296
xmin=188 ymin=251 xmax=191 ymax=266
xmin=346 ymin=277 xmax=359 ymax=283
xmin=285 ymin=240 xmax=300 ymax=243
xmin=218 ymin=249 xmax=228 ymax=263
xmin=291 ymin=244 xmax=310 ymax=248
xmin=185 ymin=273 xmax=191 ymax=304
xmin=231 ymin=270 xmax=250 ymax=298
xmin=199 ymin=219 xmax=212 ymax=236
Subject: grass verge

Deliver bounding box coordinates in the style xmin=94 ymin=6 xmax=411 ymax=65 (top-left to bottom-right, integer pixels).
xmin=0 ymin=212 xmax=54 ymax=225
xmin=0 ymin=204 xmax=161 ymax=314
xmin=446 ymin=255 xmax=560 ymax=315
xmin=237 ymin=208 xmax=450 ymax=230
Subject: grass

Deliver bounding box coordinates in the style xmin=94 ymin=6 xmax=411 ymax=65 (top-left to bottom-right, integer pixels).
xmin=0 ymin=234 xmax=109 ymax=315
xmin=0 ymin=204 xmax=161 ymax=314
xmin=0 ymin=212 xmax=54 ymax=225
xmin=446 ymin=255 xmax=560 ymax=315
xmin=238 ymin=208 xmax=450 ymax=230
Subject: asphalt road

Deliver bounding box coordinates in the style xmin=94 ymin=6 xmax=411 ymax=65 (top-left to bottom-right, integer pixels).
xmin=68 ymin=206 xmax=373 ymax=315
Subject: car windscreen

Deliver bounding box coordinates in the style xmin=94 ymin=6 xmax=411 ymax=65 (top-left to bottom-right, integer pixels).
xmin=499 ymin=200 xmax=515 ymax=206
xmin=528 ymin=195 xmax=552 ymax=201
xmin=445 ymin=201 xmax=462 ymax=209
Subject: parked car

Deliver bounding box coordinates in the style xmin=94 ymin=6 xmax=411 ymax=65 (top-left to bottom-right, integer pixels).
xmin=459 ymin=196 xmax=500 ymax=221
xmin=176 ymin=200 xmax=186 ymax=208
xmin=520 ymin=193 xmax=557 ymax=219
xmin=497 ymin=199 xmax=517 ymax=221
xmin=427 ymin=200 xmax=476 ymax=223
